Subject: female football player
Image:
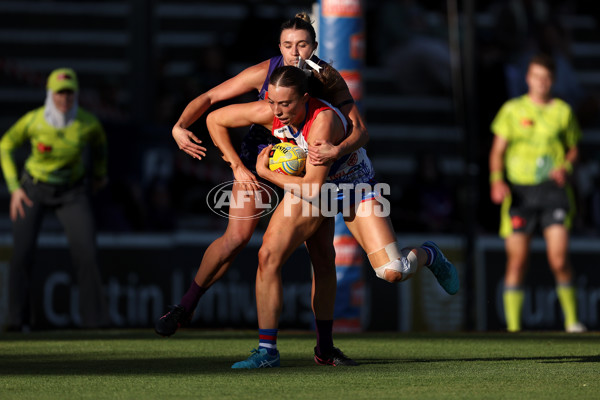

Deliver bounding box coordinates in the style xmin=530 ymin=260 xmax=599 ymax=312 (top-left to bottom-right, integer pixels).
xmin=204 ymin=65 xmax=459 ymax=368
xmin=156 ymin=13 xmax=365 ymax=366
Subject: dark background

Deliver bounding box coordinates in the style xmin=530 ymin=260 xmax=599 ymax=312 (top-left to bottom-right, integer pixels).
xmin=0 ymin=0 xmax=599 ymax=331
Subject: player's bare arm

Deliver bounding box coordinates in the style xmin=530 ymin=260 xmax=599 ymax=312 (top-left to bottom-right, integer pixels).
xmin=308 ymin=68 xmax=368 ymax=165
xmin=309 ymin=103 xmax=367 ymax=165
xmin=172 ymin=60 xmax=270 ymax=159
xmin=206 ymin=100 xmax=273 ymax=191
xmin=338 ymin=103 xmax=368 ymax=152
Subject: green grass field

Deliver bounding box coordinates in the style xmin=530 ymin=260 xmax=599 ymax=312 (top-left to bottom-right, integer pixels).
xmin=0 ymin=329 xmax=598 ymax=399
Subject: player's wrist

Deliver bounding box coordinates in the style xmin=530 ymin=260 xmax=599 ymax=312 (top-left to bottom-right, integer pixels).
xmin=562 ymin=160 xmax=573 ymax=174
xmin=230 ymin=161 xmax=244 ymax=171
xmin=337 ymin=143 xmax=346 ymax=159
xmin=489 ymin=170 xmax=504 ymax=183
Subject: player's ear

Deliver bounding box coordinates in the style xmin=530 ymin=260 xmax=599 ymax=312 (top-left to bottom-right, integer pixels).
xmin=302 ymin=92 xmax=310 ymax=103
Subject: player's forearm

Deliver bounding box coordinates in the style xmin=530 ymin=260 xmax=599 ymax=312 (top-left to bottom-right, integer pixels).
xmin=0 ymin=149 xmax=20 ymax=192
xmin=565 ymin=146 xmax=578 ymax=165
xmin=206 ymin=119 xmax=243 ymax=169
xmin=336 ymin=124 xmax=368 ymax=158
xmin=337 ymin=105 xmax=369 ymax=157
xmin=557 ymin=146 xmax=578 ymax=175
xmin=489 ymin=153 xmax=505 ymax=182
xmin=212 ymin=136 xmax=243 ymax=169
xmin=176 ymin=94 xmax=212 ymax=130
xmin=489 ymin=157 xmax=504 ymax=174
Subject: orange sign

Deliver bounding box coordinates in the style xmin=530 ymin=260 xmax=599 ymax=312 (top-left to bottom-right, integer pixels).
xmin=321 ymin=0 xmax=362 ymax=17
xmin=340 ymin=70 xmax=363 ymax=101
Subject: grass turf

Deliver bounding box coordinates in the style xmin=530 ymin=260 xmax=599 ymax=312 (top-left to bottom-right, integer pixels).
xmin=0 ymin=330 xmax=598 ymax=399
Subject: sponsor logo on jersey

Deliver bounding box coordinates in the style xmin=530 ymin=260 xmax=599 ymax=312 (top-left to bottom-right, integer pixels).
xmin=520 ymin=118 xmax=534 ymax=127
xmin=37 ymin=142 xmax=53 ymax=153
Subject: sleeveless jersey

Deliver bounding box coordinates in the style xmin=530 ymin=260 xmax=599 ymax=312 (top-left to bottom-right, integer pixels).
xmin=270 ymin=97 xmax=374 ymax=185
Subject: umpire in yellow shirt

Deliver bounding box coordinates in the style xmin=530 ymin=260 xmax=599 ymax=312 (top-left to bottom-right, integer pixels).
xmin=488 ymin=54 xmax=586 ymax=333
xmin=1 ymin=68 xmax=109 ymax=330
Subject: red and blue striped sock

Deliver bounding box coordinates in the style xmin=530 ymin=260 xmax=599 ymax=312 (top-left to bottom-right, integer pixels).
xmin=421 ymin=245 xmax=435 ymax=267
xmin=258 ymin=328 xmax=278 ymax=355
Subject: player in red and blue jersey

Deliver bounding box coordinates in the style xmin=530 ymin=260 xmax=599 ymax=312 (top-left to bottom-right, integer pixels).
xmin=206 ymin=65 xmax=459 ymax=368
xmin=156 ymin=13 xmax=365 ymax=367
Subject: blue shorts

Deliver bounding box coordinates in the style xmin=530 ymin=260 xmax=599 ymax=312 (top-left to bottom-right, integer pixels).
xmin=331 ymin=179 xmax=382 ymax=213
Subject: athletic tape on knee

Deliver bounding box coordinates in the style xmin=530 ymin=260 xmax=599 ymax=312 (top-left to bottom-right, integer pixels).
xmin=369 ymin=243 xmax=418 ymax=281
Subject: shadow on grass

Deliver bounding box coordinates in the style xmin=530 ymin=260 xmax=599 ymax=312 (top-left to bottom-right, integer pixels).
xmin=2 ymin=352 xmax=599 ymax=377
xmin=346 ymin=354 xmax=600 ymax=368
xmin=395 ymin=354 xmax=600 ymax=364
xmin=0 ymin=354 xmax=325 ymax=376
xmin=2 ymin=329 xmax=598 ymax=342
xmin=2 ymin=330 xmax=598 ymax=376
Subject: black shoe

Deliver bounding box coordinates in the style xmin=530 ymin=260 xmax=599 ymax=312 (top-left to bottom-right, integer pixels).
xmin=155 ymin=305 xmax=191 ymax=337
xmin=314 ymin=346 xmax=358 ymax=366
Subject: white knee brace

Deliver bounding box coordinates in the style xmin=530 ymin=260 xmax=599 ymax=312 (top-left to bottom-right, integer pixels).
xmin=369 ymin=243 xmax=418 ymax=282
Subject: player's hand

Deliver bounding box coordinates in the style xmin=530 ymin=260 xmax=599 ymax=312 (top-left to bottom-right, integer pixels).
xmin=490 ymin=181 xmax=510 ymax=205
xmin=172 ymin=124 xmax=207 ymax=160
xmin=232 ymin=164 xmax=261 ymax=193
xmin=308 ymin=140 xmax=338 ymax=165
xmin=9 ymin=188 xmax=33 ymax=221
xmin=255 ymin=145 xmax=272 ymax=178
xmin=550 ymin=167 xmax=568 ymax=187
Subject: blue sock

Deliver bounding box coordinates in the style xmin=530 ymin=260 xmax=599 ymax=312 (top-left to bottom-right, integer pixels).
xmin=421 ymin=245 xmax=436 ymax=267
xmin=258 ymin=329 xmax=278 ymax=355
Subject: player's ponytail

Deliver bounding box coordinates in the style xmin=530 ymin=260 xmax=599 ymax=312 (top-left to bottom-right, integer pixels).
xmin=307 ymin=64 xmax=342 ymax=102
